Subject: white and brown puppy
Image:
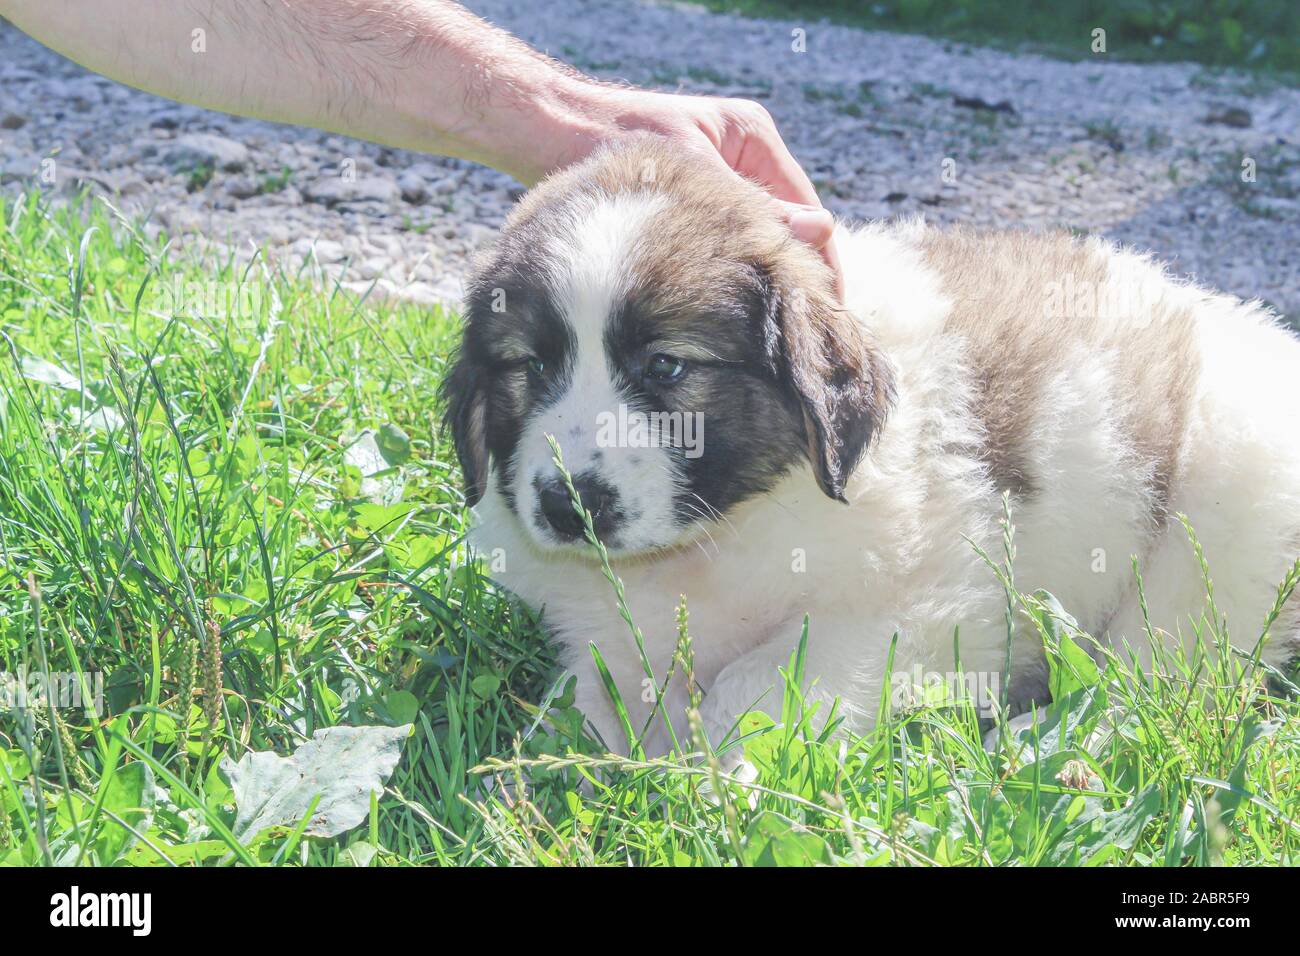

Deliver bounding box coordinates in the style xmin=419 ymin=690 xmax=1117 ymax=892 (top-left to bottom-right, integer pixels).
xmin=444 ymin=138 xmax=1300 ymax=757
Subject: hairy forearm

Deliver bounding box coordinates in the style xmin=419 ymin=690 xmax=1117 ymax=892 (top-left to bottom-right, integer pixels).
xmin=1 ymin=0 xmax=840 ymax=282
xmin=0 ymin=0 xmax=608 ymax=182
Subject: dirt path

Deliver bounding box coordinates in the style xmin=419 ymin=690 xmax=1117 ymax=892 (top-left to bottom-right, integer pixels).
xmin=2 ymin=1 xmax=1296 ymax=316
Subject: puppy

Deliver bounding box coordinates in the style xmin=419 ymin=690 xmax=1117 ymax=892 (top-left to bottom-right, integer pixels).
xmin=443 ymin=138 xmax=1300 ymax=757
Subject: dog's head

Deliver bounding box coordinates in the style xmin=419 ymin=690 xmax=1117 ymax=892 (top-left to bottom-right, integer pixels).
xmin=442 ymin=138 xmax=894 ymax=557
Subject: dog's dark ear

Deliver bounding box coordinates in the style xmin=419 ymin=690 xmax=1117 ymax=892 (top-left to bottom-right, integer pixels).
xmin=764 ymin=268 xmax=896 ymax=502
xmin=439 ymin=347 xmax=489 ymax=507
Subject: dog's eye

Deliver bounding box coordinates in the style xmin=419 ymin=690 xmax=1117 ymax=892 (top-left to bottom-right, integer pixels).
xmin=644 ymin=353 xmax=687 ymax=384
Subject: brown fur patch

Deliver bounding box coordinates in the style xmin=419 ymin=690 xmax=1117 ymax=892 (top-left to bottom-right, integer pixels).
xmin=451 ymin=137 xmax=895 ymax=511
xmin=920 ymin=227 xmax=1199 ymax=521
xmin=583 ymin=139 xmax=896 ymax=499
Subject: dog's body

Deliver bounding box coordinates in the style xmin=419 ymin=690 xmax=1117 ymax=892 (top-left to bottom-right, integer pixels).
xmin=447 ymin=140 xmax=1300 ymax=756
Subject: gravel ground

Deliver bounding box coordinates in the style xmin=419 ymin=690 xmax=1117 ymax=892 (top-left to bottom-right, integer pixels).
xmin=1 ymin=1 xmax=1297 ymax=316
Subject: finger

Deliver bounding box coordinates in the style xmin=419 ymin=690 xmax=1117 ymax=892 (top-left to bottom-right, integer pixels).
xmin=736 ymin=131 xmax=821 ymax=208
xmin=784 ymin=203 xmax=835 ymax=249
xmin=822 ymin=232 xmax=846 ymax=304
xmin=780 ymin=201 xmax=845 ymax=303
xmin=702 ymin=99 xmax=821 ymax=207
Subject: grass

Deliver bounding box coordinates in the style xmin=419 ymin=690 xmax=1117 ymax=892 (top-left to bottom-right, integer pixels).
xmin=701 ymin=0 xmax=1300 ymax=74
xmin=2 ymin=192 xmax=1300 ymax=866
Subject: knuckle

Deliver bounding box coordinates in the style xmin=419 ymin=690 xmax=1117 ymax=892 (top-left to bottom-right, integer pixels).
xmin=723 ymin=97 xmax=773 ymax=130
xmin=741 ymin=99 xmax=774 ymax=126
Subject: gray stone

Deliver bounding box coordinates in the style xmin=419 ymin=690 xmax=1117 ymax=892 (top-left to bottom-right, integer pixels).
xmin=398 ymin=170 xmax=429 ymax=204
xmin=358 ymin=257 xmax=389 ymax=280
xmin=225 ymin=176 xmax=262 ymax=199
xmin=0 ymin=155 xmax=38 ymax=184
xmin=163 ymin=133 xmax=250 ymax=172
xmin=313 ymin=240 xmax=347 ymax=262
xmin=302 ymin=175 xmax=400 ymax=206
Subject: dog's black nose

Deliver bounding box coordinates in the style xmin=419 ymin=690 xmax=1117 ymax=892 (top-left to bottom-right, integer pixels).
xmin=539 ymin=475 xmax=619 ymax=540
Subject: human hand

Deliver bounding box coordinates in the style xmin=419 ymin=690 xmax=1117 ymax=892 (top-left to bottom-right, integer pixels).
xmin=541 ymin=86 xmax=844 ymax=300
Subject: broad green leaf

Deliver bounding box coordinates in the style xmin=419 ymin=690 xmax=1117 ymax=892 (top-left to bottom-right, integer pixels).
xmin=1033 ymin=590 xmax=1101 ymax=699
xmin=353 ymin=502 xmax=418 ymax=534
xmin=742 ymin=810 xmax=833 ymax=867
xmin=1005 ymin=749 xmax=1103 ymax=856
xmin=95 ymin=762 xmax=157 ymax=863
xmin=377 ymin=422 xmax=412 ymax=465
xmin=470 ymin=674 xmax=501 ymax=699
xmin=1072 ymin=784 xmax=1162 ymax=866
xmin=381 ymin=690 xmax=420 ymax=725
xmin=337 ymin=841 xmax=379 ymax=867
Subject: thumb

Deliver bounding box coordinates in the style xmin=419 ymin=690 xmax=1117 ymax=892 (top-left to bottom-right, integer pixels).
xmin=782 ymin=202 xmax=835 ymax=249
xmin=778 ymin=201 xmax=845 ymax=303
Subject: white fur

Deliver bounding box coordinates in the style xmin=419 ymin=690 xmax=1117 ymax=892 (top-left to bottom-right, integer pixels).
xmin=508 ymin=192 xmax=683 ymax=554
xmin=471 ymin=217 xmax=1300 ymax=756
